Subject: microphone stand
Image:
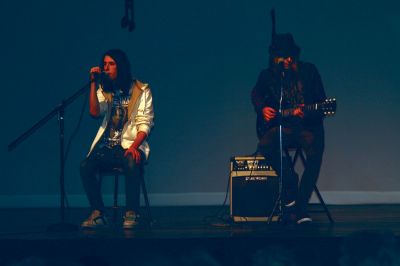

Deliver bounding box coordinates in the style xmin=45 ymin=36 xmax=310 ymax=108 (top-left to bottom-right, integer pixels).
xmin=267 ymin=69 xmax=286 ymax=224
xmin=8 ymin=81 xmax=91 ymax=232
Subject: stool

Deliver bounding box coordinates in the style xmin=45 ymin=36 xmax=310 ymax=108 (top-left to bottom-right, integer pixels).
xmin=99 ymin=164 xmax=153 ymax=225
xmin=284 ymin=147 xmax=334 ymax=224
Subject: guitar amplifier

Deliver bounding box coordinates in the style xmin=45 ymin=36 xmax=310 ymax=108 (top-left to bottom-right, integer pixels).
xmin=230 ymin=155 xmax=279 ymax=222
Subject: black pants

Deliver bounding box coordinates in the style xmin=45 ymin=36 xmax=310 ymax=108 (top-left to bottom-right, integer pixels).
xmin=80 ymin=145 xmax=144 ymax=213
xmin=258 ymin=124 xmax=324 ymax=215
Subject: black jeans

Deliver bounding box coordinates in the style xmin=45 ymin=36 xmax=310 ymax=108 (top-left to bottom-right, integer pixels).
xmin=80 ymin=145 xmax=144 ymax=213
xmin=258 ymin=124 xmax=324 ymax=215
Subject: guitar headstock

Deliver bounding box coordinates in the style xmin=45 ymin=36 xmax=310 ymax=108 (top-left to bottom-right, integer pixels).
xmin=321 ymin=98 xmax=336 ymax=116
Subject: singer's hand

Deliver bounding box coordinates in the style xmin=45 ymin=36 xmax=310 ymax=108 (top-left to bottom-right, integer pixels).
xmin=262 ymin=107 xmax=276 ymax=122
xmin=293 ymin=104 xmax=304 ymax=118
xmin=89 ymin=66 xmax=102 ymax=81
xmin=124 ymin=147 xmax=142 ymax=164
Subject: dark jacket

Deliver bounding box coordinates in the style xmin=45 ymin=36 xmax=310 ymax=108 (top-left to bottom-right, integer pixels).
xmin=251 ymin=61 xmax=326 ymax=137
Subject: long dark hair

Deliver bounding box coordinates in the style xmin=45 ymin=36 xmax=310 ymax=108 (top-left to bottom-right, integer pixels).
xmin=100 ymin=49 xmax=134 ymax=95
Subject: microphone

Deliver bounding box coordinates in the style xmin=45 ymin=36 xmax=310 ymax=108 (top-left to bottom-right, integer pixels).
xmin=278 ymin=62 xmax=294 ymax=80
xmin=94 ymin=71 xmax=114 ymax=92
xmin=93 ymin=71 xmax=108 ymax=81
xmin=278 ymin=62 xmax=287 ymax=78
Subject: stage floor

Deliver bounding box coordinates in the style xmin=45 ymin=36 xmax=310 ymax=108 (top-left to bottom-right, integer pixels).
xmin=0 ymin=204 xmax=399 ymax=265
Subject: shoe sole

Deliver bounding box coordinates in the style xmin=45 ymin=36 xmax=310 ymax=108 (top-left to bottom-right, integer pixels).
xmin=285 ymin=200 xmax=296 ymax=207
xmin=80 ymin=225 xmax=108 ymax=229
xmin=297 ymin=217 xmax=312 ymax=224
xmin=123 ymin=226 xmax=137 ymax=229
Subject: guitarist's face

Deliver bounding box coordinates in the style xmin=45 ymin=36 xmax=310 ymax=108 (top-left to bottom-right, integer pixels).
xmin=274 ymin=56 xmax=296 ymax=71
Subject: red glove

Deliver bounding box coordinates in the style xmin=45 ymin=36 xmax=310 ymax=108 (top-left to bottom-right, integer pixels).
xmin=124 ymin=147 xmax=142 ymax=164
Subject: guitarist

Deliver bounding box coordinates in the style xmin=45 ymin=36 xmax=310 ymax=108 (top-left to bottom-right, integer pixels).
xmin=251 ymin=33 xmax=326 ymax=224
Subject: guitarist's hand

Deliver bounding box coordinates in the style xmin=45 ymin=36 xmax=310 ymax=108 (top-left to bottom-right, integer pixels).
xmin=262 ymin=107 xmax=276 ymax=122
xmin=293 ymin=104 xmax=304 ymax=118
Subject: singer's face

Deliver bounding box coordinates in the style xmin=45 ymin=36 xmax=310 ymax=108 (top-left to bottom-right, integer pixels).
xmin=103 ymin=55 xmax=118 ymax=80
xmin=274 ymin=56 xmax=294 ymax=69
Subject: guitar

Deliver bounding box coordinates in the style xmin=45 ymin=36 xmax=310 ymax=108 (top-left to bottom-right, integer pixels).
xmin=256 ymin=98 xmax=337 ymax=137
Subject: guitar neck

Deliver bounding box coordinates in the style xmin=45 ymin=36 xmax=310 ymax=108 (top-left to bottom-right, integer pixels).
xmin=257 ymin=98 xmax=336 ymax=137
xmin=282 ymin=104 xmax=319 ymax=117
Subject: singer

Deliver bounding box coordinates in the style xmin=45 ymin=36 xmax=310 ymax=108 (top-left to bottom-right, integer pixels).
xmin=80 ymin=49 xmax=154 ymax=229
xmin=251 ymin=34 xmax=326 ymax=224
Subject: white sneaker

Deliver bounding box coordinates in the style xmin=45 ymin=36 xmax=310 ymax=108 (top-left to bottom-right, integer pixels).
xmin=81 ymin=210 xmax=108 ymax=228
xmin=123 ymin=211 xmax=139 ymax=229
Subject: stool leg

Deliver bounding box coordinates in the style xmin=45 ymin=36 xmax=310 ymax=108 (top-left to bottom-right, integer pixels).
xmin=297 ymin=149 xmax=306 ymax=166
xmin=113 ymin=174 xmax=119 ymax=223
xmin=313 ymin=185 xmax=334 ymax=224
xmin=284 ymin=149 xmax=293 ymax=169
xmin=140 ymin=169 xmax=153 ymax=224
